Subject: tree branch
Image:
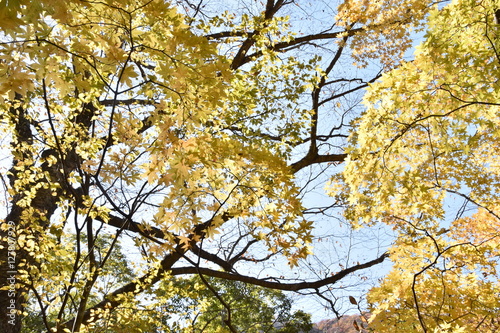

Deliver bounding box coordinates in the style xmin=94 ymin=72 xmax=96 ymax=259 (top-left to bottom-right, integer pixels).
xmin=170 ymin=252 xmax=389 ymax=291
xmin=291 ymin=153 xmax=347 ymax=173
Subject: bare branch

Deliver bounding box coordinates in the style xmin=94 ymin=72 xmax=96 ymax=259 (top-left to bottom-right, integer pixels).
xmin=170 ymin=252 xmax=389 ymax=291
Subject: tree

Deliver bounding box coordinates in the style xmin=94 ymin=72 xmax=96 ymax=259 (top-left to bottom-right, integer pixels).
xmin=335 ymin=0 xmax=500 ymax=331
xmin=0 ymin=0 xmax=440 ymax=332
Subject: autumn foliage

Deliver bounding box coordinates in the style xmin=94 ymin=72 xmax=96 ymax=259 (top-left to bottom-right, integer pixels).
xmin=0 ymin=0 xmax=499 ymax=332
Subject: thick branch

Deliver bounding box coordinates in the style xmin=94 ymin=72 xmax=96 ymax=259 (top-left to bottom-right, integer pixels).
xmin=290 ymin=153 xmax=347 ymax=173
xmin=242 ymin=28 xmax=361 ymax=66
xmin=191 ymin=244 xmax=234 ymax=272
xmin=230 ymin=0 xmax=288 ymax=69
xmin=170 ymin=252 xmax=389 ymax=291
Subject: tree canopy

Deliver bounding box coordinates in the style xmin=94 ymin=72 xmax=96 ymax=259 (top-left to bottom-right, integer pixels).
xmin=337 ymin=0 xmax=500 ymax=331
xmin=161 ymin=276 xmax=313 ymax=333
xmin=1 ymin=0 xmax=499 ymax=332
